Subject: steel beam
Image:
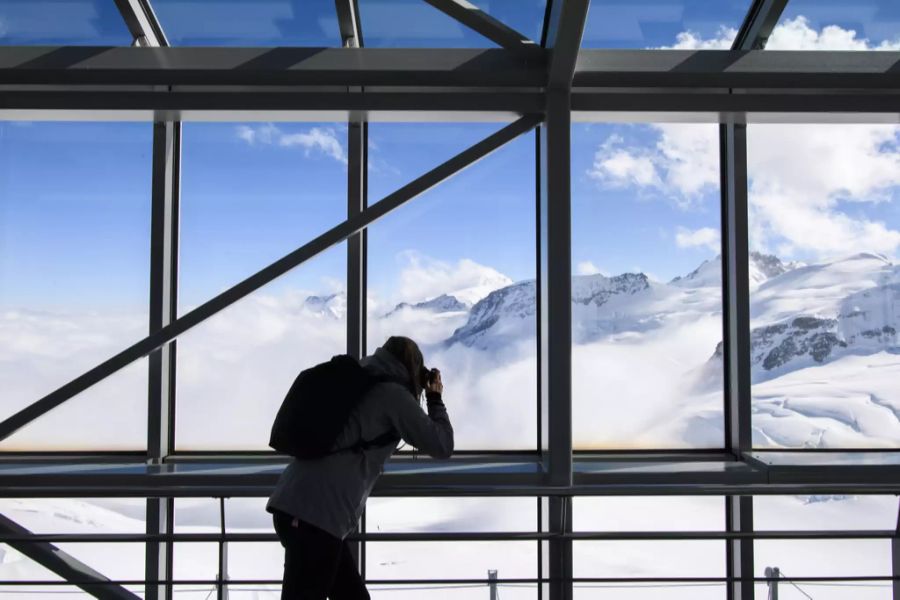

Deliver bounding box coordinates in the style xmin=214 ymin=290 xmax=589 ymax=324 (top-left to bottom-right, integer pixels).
xmin=4 ymin=48 xmax=897 ymax=90
xmin=894 ymin=498 xmax=900 ymax=600
xmin=733 ymin=0 xmax=789 ymax=51
xmin=334 ymin=0 xmax=363 ymax=48
xmin=540 ymin=89 xmax=572 ymax=600
xmin=545 ymin=0 xmax=589 ymax=89
xmin=726 ymin=496 xmax=755 ymax=600
xmin=113 ymin=0 xmax=169 ymax=47
xmin=0 ymin=513 xmax=140 ymax=599
xmin=347 ymin=120 xmax=367 ymax=360
xmin=0 ymin=115 xmax=540 ymax=442
xmin=146 ymin=120 xmax=179 ymax=600
xmin=0 ymin=47 xmax=544 ymax=87
xmin=721 ymin=123 xmax=752 ymax=457
xmin=422 ymin=0 xmax=539 ymax=54
xmin=148 ymin=120 xmax=180 ymax=464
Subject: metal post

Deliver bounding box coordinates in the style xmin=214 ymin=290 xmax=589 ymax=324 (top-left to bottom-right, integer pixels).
xmin=540 ymin=89 xmax=573 ymax=600
xmin=347 ymin=120 xmax=367 ymax=361
xmin=217 ymin=497 xmax=228 ymax=600
xmin=893 ymin=498 xmax=899 ymax=600
xmin=765 ymin=566 xmax=780 ymax=600
xmin=146 ymin=119 xmax=180 ymax=600
xmin=488 ymin=569 xmax=498 ymax=600
xmin=721 ymin=121 xmax=755 ymax=600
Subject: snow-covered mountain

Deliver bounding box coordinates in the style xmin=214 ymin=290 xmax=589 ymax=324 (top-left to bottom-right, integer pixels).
xmin=384 ymin=294 xmax=467 ymax=317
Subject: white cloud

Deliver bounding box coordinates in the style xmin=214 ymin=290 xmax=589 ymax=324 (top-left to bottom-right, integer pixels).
xmin=235 ymin=124 xmax=347 ymax=164
xmin=668 ymin=26 xmax=736 ymax=50
xmin=675 ymin=227 xmax=720 ymax=252
xmin=394 ymin=251 xmax=512 ymax=307
xmin=767 ymin=16 xmax=900 ymax=51
xmin=588 ymin=20 xmax=900 ymax=261
xmin=576 ymin=261 xmax=605 ymax=276
xmin=588 ymin=125 xmax=719 ymax=208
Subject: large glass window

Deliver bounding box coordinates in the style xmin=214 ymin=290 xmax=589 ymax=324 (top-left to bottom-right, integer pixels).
xmin=769 ymin=0 xmax=900 ymax=50
xmin=0 ymin=121 xmax=151 ymax=450
xmin=571 ymin=123 xmax=724 ymax=449
xmin=366 ymin=123 xmax=537 ymax=450
xmin=747 ymin=123 xmax=900 ymax=449
xmin=573 ymin=496 xmax=725 ymax=598
xmin=0 ymin=497 xmax=147 ymax=597
xmin=359 ymin=0 xmax=545 ymax=47
xmin=0 ymin=1 xmax=132 ymax=45
xmin=152 ymin=0 xmax=340 ymax=46
xmin=366 ymin=497 xmax=538 ymax=593
xmin=580 ymin=0 xmax=750 ymax=49
xmin=754 ymin=495 xmax=898 ymax=599
xmin=175 ymin=122 xmax=347 ymax=450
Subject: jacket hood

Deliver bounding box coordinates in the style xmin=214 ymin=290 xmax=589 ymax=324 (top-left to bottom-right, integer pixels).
xmin=362 ymin=346 xmax=412 ymax=387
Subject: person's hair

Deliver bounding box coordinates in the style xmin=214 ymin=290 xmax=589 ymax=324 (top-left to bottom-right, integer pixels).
xmin=382 ymin=335 xmax=426 ymax=398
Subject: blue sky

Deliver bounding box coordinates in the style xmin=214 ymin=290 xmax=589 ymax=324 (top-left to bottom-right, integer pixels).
xmin=2 ymin=1 xmax=899 ymax=312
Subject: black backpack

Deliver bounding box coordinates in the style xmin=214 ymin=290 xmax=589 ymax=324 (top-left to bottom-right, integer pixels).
xmin=269 ymin=354 xmax=400 ymax=458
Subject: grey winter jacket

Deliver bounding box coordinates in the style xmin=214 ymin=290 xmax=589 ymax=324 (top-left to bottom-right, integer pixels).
xmin=266 ymin=346 xmax=454 ymax=539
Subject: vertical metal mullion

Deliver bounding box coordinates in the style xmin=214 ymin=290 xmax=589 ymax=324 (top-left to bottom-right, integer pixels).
xmin=147 ymin=119 xmax=180 ymax=600
xmin=893 ymin=499 xmax=900 ymax=600
xmin=541 ymin=89 xmax=573 ymax=600
xmin=721 ymin=120 xmax=754 ymax=600
xmin=347 ymin=117 xmax=367 ymax=576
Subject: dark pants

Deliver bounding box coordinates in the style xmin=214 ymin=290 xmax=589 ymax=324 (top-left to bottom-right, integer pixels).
xmin=272 ymin=512 xmax=370 ymax=600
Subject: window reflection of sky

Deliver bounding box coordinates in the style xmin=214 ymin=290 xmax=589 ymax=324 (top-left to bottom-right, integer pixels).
xmin=581 ymin=0 xmax=751 ymax=48
xmin=152 ymin=0 xmax=340 ymax=46
xmin=0 ymin=0 xmax=131 ymax=45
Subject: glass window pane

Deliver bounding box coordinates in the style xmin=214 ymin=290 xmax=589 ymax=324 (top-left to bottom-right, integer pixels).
xmin=366 ymin=123 xmax=537 ymax=450
xmin=747 ymin=123 xmax=900 ymax=449
xmin=769 ymin=0 xmax=900 ymax=50
xmin=573 ymin=493 xmax=724 ymax=594
xmin=754 ymin=495 xmax=897 ymax=599
xmin=366 ymin=498 xmax=537 ymax=582
xmin=581 ymin=0 xmax=751 ymax=49
xmin=175 ymin=121 xmax=347 ymax=450
xmin=360 ymin=0 xmax=545 ymax=47
xmin=0 ymin=0 xmax=132 ymax=45
xmin=0 ymin=498 xmax=146 ymax=591
xmin=0 ymin=121 xmax=151 ymax=450
xmin=571 ymin=123 xmax=724 ymax=449
xmin=153 ymin=0 xmax=340 ymax=46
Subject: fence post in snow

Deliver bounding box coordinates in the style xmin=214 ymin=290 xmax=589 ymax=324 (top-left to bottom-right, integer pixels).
xmin=488 ymin=569 xmax=498 ymax=600
xmin=765 ymin=566 xmax=779 ymax=600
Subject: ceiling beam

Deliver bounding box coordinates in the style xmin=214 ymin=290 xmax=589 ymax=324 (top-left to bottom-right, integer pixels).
xmin=112 ymin=0 xmax=169 ymax=47
xmin=422 ymin=0 xmax=539 ymax=55
xmin=732 ymin=0 xmax=789 ymax=50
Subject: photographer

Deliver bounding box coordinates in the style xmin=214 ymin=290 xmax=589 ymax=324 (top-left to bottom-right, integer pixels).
xmin=267 ymin=335 xmax=453 ymax=599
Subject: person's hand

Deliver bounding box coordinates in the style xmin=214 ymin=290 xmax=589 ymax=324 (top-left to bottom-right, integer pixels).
xmin=425 ymin=369 xmax=443 ymax=395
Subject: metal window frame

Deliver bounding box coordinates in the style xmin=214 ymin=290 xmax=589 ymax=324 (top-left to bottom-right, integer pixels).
xmin=2 ymin=1 xmax=900 ymax=599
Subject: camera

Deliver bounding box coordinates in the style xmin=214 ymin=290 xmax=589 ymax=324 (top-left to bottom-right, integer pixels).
xmin=419 ymin=366 xmax=438 ymax=389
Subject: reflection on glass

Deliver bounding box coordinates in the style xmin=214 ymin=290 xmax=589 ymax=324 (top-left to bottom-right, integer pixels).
xmin=769 ymin=0 xmax=900 ymax=50
xmin=747 ymin=124 xmax=900 ymax=449
xmin=0 ymin=1 xmax=132 ymax=45
xmin=581 ymin=0 xmax=750 ymax=49
xmin=0 ymin=121 xmax=151 ymax=450
xmin=359 ymin=0 xmax=546 ymax=47
xmin=571 ymin=123 xmax=724 ymax=449
xmin=153 ymin=0 xmax=340 ymax=46
xmin=366 ymin=123 xmax=537 ymax=450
